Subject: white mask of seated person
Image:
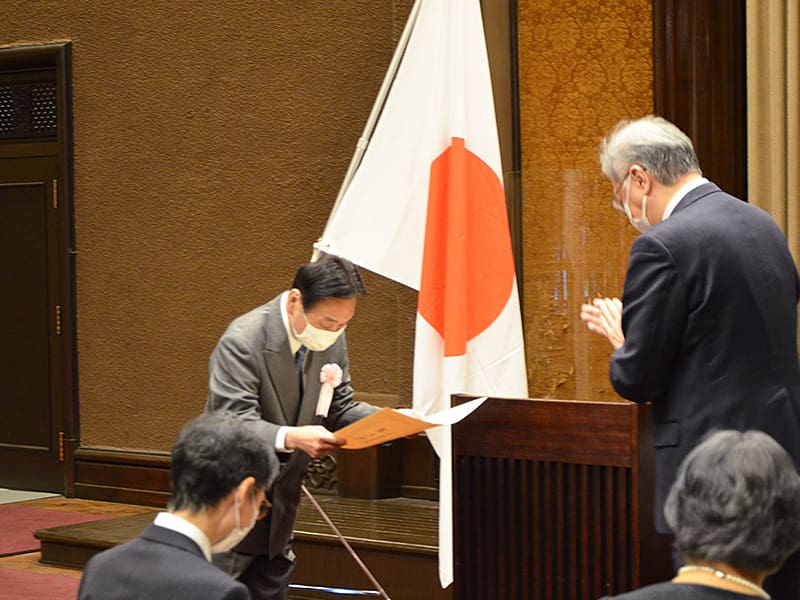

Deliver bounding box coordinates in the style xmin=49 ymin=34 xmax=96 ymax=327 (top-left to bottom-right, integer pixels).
xmin=211 ymin=490 xmax=258 ymax=554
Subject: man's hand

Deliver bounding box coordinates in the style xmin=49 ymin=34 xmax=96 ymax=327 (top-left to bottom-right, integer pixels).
xmin=285 ymin=426 xmax=345 ymax=458
xmin=580 ymin=297 xmax=625 ymax=350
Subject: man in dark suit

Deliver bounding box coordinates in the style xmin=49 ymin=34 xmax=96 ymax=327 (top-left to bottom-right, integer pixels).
xmin=580 ymin=115 xmax=800 ymax=598
xmin=78 ymin=412 xmax=280 ymax=600
xmin=206 ymin=255 xmax=380 ymax=600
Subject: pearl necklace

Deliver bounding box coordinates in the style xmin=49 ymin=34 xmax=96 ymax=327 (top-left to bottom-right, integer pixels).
xmin=677 ymin=565 xmax=770 ymax=598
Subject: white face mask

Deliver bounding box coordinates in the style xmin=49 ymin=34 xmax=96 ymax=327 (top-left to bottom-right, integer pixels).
xmin=622 ymin=176 xmax=652 ymax=233
xmin=211 ymin=492 xmax=257 ymax=554
xmin=292 ymin=308 xmax=346 ymax=351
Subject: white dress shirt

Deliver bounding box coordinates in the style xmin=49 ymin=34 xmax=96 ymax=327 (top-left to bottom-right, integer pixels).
xmin=153 ymin=511 xmax=212 ymax=561
xmin=661 ymin=176 xmax=709 ymax=220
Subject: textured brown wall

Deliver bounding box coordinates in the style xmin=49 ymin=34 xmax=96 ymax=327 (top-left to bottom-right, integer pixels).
xmin=0 ymin=1 xmax=415 ymax=450
xmin=1 ymin=0 xmax=653 ymax=452
xmin=518 ymin=0 xmax=653 ymax=400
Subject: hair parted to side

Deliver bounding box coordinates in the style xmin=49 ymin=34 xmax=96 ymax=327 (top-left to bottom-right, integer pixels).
xmin=168 ymin=412 xmax=279 ymax=513
xmin=599 ymin=115 xmax=702 ymax=185
xmin=664 ymin=429 xmax=800 ymax=574
xmin=292 ymin=254 xmax=366 ymax=312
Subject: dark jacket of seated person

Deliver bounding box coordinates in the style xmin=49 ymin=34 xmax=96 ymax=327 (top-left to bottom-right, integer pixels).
xmin=601 ymin=430 xmax=800 ymax=600
xmin=78 ymin=412 xmax=279 ymax=600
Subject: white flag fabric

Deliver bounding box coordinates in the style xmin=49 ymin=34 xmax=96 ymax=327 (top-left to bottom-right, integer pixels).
xmin=318 ymin=0 xmax=528 ymax=587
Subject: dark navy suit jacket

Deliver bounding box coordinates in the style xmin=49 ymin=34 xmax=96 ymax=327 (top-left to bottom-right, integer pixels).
xmin=78 ymin=523 xmax=250 ymax=600
xmin=610 ymin=183 xmax=800 ymax=532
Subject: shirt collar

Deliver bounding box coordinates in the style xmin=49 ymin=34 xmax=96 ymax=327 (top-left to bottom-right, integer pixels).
xmin=154 ymin=511 xmax=212 ymax=561
xmin=662 ymin=176 xmax=708 ymax=220
xmin=280 ymin=290 xmax=302 ymax=355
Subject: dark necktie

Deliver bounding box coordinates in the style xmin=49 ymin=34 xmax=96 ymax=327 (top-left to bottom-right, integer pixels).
xmin=295 ymin=346 xmax=307 ymax=395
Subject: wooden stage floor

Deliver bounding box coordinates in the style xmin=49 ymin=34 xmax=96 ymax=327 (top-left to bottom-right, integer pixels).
xmin=2 ymin=494 xmax=448 ymax=599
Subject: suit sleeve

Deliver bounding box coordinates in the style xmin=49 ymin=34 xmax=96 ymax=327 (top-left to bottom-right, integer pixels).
xmin=76 ymin=559 xmax=94 ymax=600
xmin=206 ymin=333 xmax=281 ymax=445
xmin=221 ymin=583 xmax=252 ymax=600
xmin=610 ymin=234 xmax=688 ymax=403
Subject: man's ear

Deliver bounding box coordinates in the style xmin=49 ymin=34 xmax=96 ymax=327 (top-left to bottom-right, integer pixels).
xmin=287 ymin=288 xmax=301 ymax=305
xmin=631 ymin=164 xmax=652 ymax=193
xmin=235 ymin=476 xmax=256 ymax=503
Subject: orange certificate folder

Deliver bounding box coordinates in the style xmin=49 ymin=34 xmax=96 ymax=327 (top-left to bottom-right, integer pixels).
xmin=335 ymin=397 xmax=486 ymax=449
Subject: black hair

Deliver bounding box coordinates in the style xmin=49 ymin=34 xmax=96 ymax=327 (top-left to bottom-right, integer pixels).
xmin=167 ymin=412 xmax=279 ymax=512
xmin=291 ymin=254 xmax=366 ymax=312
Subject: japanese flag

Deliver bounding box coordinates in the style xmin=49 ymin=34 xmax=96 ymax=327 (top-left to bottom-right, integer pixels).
xmin=317 ymin=0 xmax=528 ymax=586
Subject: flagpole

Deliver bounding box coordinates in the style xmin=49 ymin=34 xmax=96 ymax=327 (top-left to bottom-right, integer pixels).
xmin=312 ymin=0 xmax=423 ymax=261
xmin=301 ymin=485 xmax=392 ymax=600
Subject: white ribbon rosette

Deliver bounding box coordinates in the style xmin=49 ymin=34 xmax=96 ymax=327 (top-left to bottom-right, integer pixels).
xmin=316 ymin=363 xmax=342 ymax=418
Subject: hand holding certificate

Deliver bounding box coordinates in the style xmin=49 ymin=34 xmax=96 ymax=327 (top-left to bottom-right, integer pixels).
xmin=335 ymin=397 xmax=487 ymax=449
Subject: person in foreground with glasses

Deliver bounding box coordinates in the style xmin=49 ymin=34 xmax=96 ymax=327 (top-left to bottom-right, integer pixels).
xmin=78 ymin=412 xmax=279 ymax=600
xmin=580 ymin=115 xmax=800 ymax=597
xmin=601 ymin=429 xmax=800 ymax=599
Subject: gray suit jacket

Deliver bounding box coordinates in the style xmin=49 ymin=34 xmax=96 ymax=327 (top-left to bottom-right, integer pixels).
xmin=206 ymin=293 xmax=378 ymax=557
xmin=78 ymin=524 xmax=249 ymax=600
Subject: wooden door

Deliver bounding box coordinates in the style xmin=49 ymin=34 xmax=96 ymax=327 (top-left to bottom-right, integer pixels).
xmin=0 ymin=44 xmax=75 ymax=493
xmin=0 ymin=154 xmax=64 ymax=490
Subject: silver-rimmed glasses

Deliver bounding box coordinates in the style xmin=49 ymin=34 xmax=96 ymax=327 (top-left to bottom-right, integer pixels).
xmin=610 ymin=171 xmax=631 ymax=212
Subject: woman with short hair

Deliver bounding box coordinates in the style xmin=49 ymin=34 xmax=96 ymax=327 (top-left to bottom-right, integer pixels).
xmin=601 ymin=429 xmax=800 ymax=599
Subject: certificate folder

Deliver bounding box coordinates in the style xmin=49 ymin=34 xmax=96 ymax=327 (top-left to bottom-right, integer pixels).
xmin=335 ymin=397 xmax=485 ymax=449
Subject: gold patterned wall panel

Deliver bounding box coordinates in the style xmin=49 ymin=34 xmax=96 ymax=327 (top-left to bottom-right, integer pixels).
xmin=518 ymin=0 xmax=653 ymax=400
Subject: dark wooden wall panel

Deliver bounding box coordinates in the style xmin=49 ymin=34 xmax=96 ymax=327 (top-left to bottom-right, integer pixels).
xmin=452 ymin=397 xmax=672 ymax=600
xmin=74 ymin=447 xmax=171 ymax=507
xmin=653 ymin=0 xmax=747 ymax=200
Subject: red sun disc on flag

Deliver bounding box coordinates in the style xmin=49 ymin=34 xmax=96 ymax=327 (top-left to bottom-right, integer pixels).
xmin=418 ymin=137 xmax=516 ymax=357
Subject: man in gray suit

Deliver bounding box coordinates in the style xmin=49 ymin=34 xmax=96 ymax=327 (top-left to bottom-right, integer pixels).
xmin=206 ymin=255 xmax=380 ymax=600
xmin=78 ymin=412 xmax=280 ymax=600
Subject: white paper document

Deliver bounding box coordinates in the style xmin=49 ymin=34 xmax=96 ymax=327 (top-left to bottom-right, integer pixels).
xmin=335 ymin=397 xmax=487 ymax=449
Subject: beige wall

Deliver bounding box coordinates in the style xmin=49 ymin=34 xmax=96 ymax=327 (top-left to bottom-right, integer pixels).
xmin=518 ymin=0 xmax=653 ymax=400
xmin=0 ymin=0 xmax=654 ymax=453
xmin=0 ymin=1 xmax=416 ymax=451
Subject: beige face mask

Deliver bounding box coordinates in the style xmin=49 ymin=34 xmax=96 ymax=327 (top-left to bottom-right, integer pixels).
xmin=291 ymin=309 xmax=346 ymax=351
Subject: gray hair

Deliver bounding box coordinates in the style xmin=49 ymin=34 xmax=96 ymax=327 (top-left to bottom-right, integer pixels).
xmin=664 ymin=430 xmax=800 ymax=574
xmin=599 ymin=115 xmax=702 ymax=185
xmin=168 ymin=412 xmax=279 ymax=513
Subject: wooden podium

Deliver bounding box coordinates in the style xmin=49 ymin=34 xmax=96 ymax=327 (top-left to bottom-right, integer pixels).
xmin=451 ymin=396 xmax=672 ymax=599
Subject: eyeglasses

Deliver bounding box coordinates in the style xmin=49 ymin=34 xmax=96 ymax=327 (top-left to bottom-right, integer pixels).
xmin=610 ymin=171 xmax=631 ymax=212
xmin=256 ymin=497 xmax=272 ymax=521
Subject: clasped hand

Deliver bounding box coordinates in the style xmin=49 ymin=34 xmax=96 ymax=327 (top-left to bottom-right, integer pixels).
xmin=580 ymin=297 xmax=625 ymax=350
